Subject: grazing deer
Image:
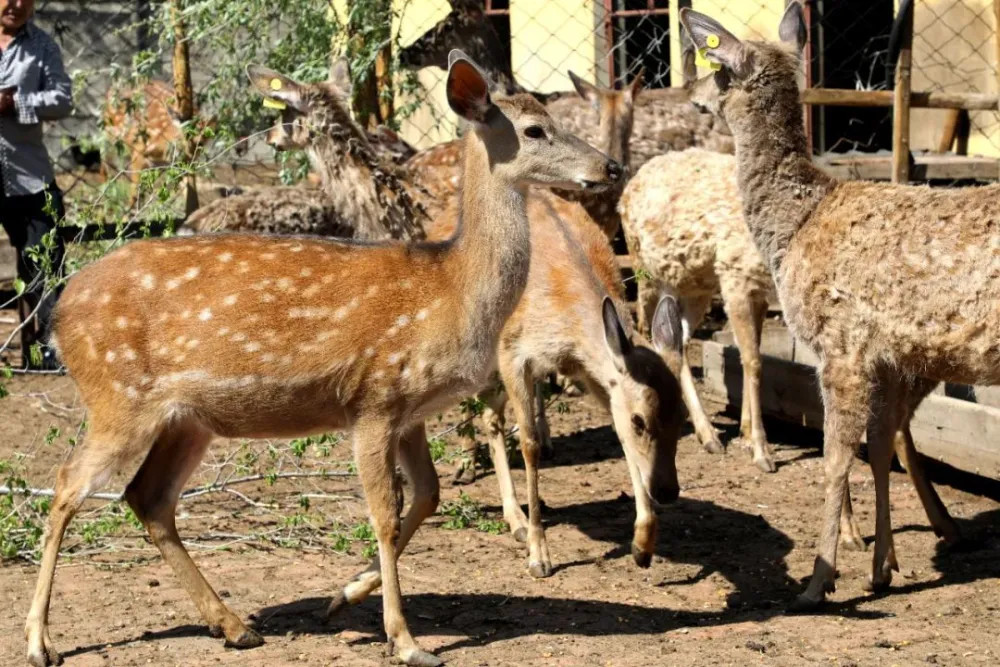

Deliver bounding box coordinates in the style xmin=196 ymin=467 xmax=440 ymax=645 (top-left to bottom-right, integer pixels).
xmin=681 ymin=3 xmax=971 ymax=612
xmin=397 ymin=1 xmax=733 ymax=172
xmin=186 ymin=60 xmax=428 ymax=240
xmin=101 ymin=80 xmax=214 ymax=208
xmin=23 ymin=51 xmax=621 ymax=667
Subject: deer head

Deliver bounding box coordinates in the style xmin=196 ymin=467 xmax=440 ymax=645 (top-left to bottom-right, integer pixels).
xmin=683 ymin=1 xmax=807 ymax=137
xmin=602 ymin=296 xmax=684 ymax=505
xmin=568 ymin=68 xmax=644 ymax=171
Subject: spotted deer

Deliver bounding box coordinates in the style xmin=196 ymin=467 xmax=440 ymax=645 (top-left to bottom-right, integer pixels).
xmin=186 ymin=60 xmax=429 ymax=240
xmin=101 ymin=80 xmax=214 ymax=207
xmin=681 ymin=3 xmax=971 ymax=612
xmin=397 ymin=0 xmax=733 ymax=172
xmin=24 ymin=51 xmax=622 ymax=667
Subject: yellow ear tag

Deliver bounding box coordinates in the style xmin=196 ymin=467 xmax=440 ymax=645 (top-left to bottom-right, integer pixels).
xmin=696 ymin=47 xmax=722 ymax=72
xmin=269 ymin=78 xmax=283 ymax=91
xmin=706 ymin=34 xmax=720 ymax=48
xmin=263 ymin=98 xmax=287 ymax=110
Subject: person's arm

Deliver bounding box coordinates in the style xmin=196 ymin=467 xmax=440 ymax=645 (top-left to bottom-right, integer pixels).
xmin=13 ymin=35 xmax=72 ymax=124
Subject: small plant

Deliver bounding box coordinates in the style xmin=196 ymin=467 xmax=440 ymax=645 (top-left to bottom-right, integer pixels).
xmin=440 ymin=492 xmax=506 ymax=534
xmin=428 ymin=437 xmax=453 ymax=464
xmin=351 ymin=521 xmax=378 ymax=559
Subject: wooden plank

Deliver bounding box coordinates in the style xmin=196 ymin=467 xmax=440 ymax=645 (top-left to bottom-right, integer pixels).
xmin=800 ymin=88 xmax=998 ymax=111
xmin=702 ymin=340 xmax=1000 ymax=479
xmin=891 ymin=0 xmax=914 ymax=184
xmin=815 ymin=154 xmax=1000 ymax=182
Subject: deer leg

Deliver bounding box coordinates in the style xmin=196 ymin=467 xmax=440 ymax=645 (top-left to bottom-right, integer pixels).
xmin=124 ymin=421 xmax=261 ymax=648
xmin=504 ymin=358 xmax=552 ymax=578
xmin=724 ymin=289 xmax=774 ymax=472
xmin=126 ymin=151 xmax=146 ymax=209
xmin=863 ymin=374 xmax=908 ymax=593
xmin=840 ymin=484 xmax=867 ymax=552
xmin=451 ymin=415 xmax=479 ymax=486
xmin=623 ymin=444 xmax=658 ymax=568
xmin=635 ymin=280 xmax=660 ymax=338
xmin=329 ymin=422 xmax=440 ymax=666
xmin=791 ymin=360 xmax=870 ymax=611
xmin=676 ymin=295 xmax=722 ymax=454
xmin=535 ymin=381 xmax=554 ymax=460
xmin=25 ymin=422 xmax=157 ymax=667
xmin=895 ymin=423 xmax=961 ymax=544
xmin=480 ymin=388 xmax=529 ymax=542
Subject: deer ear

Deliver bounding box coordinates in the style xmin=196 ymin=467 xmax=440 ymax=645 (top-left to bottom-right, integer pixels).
xmin=246 ymin=65 xmax=308 ymax=112
xmin=329 ymin=57 xmax=353 ymax=96
xmin=446 ymin=50 xmax=494 ymax=124
xmin=680 ymin=29 xmax=698 ymax=87
xmin=602 ymin=296 xmax=633 ymax=364
xmin=680 ymin=8 xmax=753 ymax=79
xmin=651 ymin=295 xmax=683 ymax=355
xmin=569 ymin=70 xmax=599 ymax=107
xmin=778 ymin=0 xmax=808 ymax=53
xmin=628 ymin=67 xmax=646 ymax=100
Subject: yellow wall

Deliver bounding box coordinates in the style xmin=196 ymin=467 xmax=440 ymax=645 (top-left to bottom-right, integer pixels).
xmin=509 ymin=0 xmax=599 ymax=92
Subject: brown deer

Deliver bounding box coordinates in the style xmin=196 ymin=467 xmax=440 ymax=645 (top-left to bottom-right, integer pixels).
xmin=397 ymin=1 xmax=733 ymax=172
xmin=186 ymin=60 xmax=429 ymax=240
xmin=101 ymin=79 xmax=214 ymax=208
xmin=23 ymin=51 xmax=622 ymax=667
xmin=681 ymin=3 xmax=970 ymax=612
xmin=256 ymin=67 xmax=683 ymax=575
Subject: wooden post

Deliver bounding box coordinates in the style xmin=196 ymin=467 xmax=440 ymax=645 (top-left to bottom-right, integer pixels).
xmin=375 ymin=39 xmax=394 ymax=125
xmin=995 ymin=0 xmax=1000 ymax=176
xmin=891 ymin=0 xmax=914 ymax=184
xmin=169 ymin=0 xmax=199 ymax=215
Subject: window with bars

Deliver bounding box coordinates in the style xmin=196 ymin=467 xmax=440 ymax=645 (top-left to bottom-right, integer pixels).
xmin=604 ymin=0 xmax=672 ymax=88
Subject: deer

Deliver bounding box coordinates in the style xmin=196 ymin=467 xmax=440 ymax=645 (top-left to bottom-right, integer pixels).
xmin=101 ymin=79 xmax=214 ymax=208
xmin=185 ymin=59 xmax=429 ymax=240
xmin=23 ymin=51 xmax=623 ymax=667
xmin=397 ymin=0 xmax=734 ymax=174
xmin=680 ymin=2 xmax=973 ymax=612
xmin=255 ymin=67 xmax=684 ymax=574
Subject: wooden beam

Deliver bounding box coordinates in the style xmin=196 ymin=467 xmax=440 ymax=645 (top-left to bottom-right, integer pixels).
xmin=891 ymin=0 xmax=914 ymax=184
xmin=800 ymin=88 xmax=998 ymax=111
xmin=169 ymin=0 xmax=198 ymax=215
xmin=814 ymin=154 xmax=1000 ymax=182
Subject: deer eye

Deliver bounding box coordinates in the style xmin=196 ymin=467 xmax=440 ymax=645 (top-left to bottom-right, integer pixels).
xmin=523 ymin=125 xmax=546 ymax=140
xmin=631 ymin=414 xmax=646 ymax=434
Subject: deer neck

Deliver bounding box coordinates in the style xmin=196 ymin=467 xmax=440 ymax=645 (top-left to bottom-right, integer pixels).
xmin=449 ymin=130 xmax=532 ymax=363
xmin=307 ymin=131 xmax=427 ymax=241
xmin=727 ymin=86 xmax=835 ymax=274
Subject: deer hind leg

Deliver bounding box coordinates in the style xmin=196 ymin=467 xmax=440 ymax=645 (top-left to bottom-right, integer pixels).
xmin=480 ymin=387 xmax=529 ymax=542
xmin=25 ymin=418 xmax=159 ymax=667
xmin=840 ymin=484 xmax=867 ymax=552
xmin=723 ymin=288 xmax=774 ymax=472
xmin=791 ymin=359 xmax=870 ymax=611
xmin=895 ymin=422 xmax=961 ymax=545
xmin=535 ymin=381 xmax=554 ymax=460
xmin=124 ymin=420 xmax=261 ymax=648
xmin=126 ymin=150 xmax=147 ymax=210
xmin=676 ymin=295 xmax=722 ymax=454
xmin=504 ymin=359 xmax=552 ymax=579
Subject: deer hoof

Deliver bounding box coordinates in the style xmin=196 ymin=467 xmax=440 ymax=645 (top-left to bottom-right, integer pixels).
xmin=451 ymin=464 xmax=477 ymax=486
xmin=512 ymin=526 xmax=528 ymax=543
xmin=396 ymin=648 xmax=444 ymax=667
xmin=26 ymin=645 xmax=62 ymax=667
xmin=631 ymin=543 xmax=652 ymax=568
xmin=787 ymin=592 xmax=825 ymax=614
xmin=840 ymin=533 xmax=867 ymax=552
xmin=863 ymin=568 xmax=893 ymax=593
xmin=703 ymin=436 xmax=724 ymax=455
xmin=325 ymin=590 xmax=349 ymax=619
xmin=752 ymin=453 xmax=777 ymax=474
xmin=528 ymin=560 xmax=552 ymax=579
xmin=224 ymin=627 xmax=264 ymax=649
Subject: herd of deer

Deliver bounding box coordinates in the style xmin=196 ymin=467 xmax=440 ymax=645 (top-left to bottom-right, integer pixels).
xmin=21 ymin=2 xmax=1000 ymax=665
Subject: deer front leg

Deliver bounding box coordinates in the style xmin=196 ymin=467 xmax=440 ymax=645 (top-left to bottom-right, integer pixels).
xmin=723 ymin=289 xmax=774 ymax=472
xmin=790 ymin=361 xmax=870 ymax=611
xmin=336 ymin=419 xmax=440 ymax=667
xmin=676 ymin=295 xmax=723 ymax=453
xmin=503 ymin=358 xmax=552 ymax=578
xmin=839 ymin=484 xmax=867 ymax=551
xmin=480 ymin=388 xmax=529 ymax=542
xmin=535 ymin=381 xmax=554 ymax=459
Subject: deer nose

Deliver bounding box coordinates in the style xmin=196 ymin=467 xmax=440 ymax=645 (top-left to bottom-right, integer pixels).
xmin=606 ymin=159 xmax=624 ymax=183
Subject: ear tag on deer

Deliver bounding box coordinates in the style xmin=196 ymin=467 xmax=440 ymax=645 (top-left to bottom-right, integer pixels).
xmin=269 ymin=78 xmax=283 ymax=91
xmin=696 ymin=47 xmax=722 ymax=72
xmin=706 ymin=34 xmax=720 ymax=48
xmin=263 ymin=98 xmax=287 ymax=110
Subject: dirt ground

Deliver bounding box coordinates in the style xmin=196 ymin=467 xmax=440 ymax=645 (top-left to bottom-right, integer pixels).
xmin=2 ymin=367 xmax=1000 ymax=667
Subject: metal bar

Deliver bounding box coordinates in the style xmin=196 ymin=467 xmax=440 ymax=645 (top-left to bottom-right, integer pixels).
xmin=801 ymin=88 xmax=997 ymax=111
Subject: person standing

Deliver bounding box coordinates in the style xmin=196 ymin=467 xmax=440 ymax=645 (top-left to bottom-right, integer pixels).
xmin=0 ymin=0 xmax=72 ymax=370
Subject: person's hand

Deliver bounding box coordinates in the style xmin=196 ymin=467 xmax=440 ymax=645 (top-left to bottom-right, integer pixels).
xmin=0 ymin=88 xmax=15 ymax=116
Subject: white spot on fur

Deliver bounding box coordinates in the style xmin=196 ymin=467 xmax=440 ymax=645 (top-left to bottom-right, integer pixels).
xmin=276 ymin=278 xmax=294 ymax=292
xmin=366 ymin=284 xmax=378 ymax=297
xmin=100 ymin=293 xmax=112 ymax=304
xmin=300 ymin=267 xmax=313 ymax=277
xmin=185 ymin=267 xmax=200 ymax=280
xmin=302 ymin=285 xmax=320 ymax=298
xmin=231 ymin=332 xmax=247 ymax=343
xmin=141 ymin=274 xmax=155 ymax=290
xmin=199 ymin=308 xmax=213 ymax=321
xmin=415 ymin=309 xmax=429 ymax=321
xmin=111 ymin=380 xmax=123 ymax=392
xmin=181 ymin=310 xmax=191 ymax=319
xmin=387 ymin=352 xmax=402 ymax=365
xmin=261 ymin=293 xmax=276 ymax=303
xmin=260 ymin=252 xmax=277 ymax=260
xmin=289 ymin=307 xmax=330 ymax=319
xmin=217 ymin=327 xmax=230 ymax=337
xmin=364 ymin=347 xmax=375 ymax=357
xmin=115 ymin=317 xmax=128 ymax=329
xmin=185 ymin=339 xmax=200 ymax=350
xmin=400 ymin=279 xmax=413 ymax=289
xmin=261 ymin=353 xmax=275 ymax=363
xmin=316 ymin=330 xmax=336 ymax=342
xmin=223 ymin=294 xmax=238 ymax=306
xmin=175 ymin=336 xmax=187 ymax=346
xmin=105 ymin=350 xmax=117 ymax=363
xmin=125 ymin=386 xmax=139 ymax=399
xmin=238 ymin=261 xmax=250 ymax=273
xmin=289 ymin=245 xmax=304 ymax=253
xmin=218 ymin=252 xmax=233 ymax=263
xmin=386 ymin=326 xmax=399 ymax=337
xmin=166 ymin=279 xmax=180 ymax=290
xmin=243 ymin=342 xmax=261 ymax=353
xmin=396 ymin=315 xmax=410 ymax=328
xmin=121 ymin=346 xmax=137 ymax=361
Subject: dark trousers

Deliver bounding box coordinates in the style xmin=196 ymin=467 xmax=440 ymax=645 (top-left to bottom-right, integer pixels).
xmin=0 ymin=183 xmax=66 ymax=356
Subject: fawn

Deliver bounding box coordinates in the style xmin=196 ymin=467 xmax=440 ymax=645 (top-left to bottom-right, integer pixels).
xmin=101 ymin=80 xmax=214 ymax=208
xmin=682 ymin=3 xmax=971 ymax=611
xmin=24 ymin=51 xmax=621 ymax=667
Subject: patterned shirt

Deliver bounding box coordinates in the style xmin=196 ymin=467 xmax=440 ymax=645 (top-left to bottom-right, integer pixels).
xmin=0 ymin=22 xmax=72 ymax=197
